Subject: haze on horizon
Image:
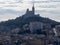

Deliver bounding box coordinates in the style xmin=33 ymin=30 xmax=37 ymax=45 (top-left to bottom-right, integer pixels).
xmin=0 ymin=0 xmax=60 ymax=22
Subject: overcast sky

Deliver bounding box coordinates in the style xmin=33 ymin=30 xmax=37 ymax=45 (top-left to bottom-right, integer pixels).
xmin=0 ymin=0 xmax=60 ymax=22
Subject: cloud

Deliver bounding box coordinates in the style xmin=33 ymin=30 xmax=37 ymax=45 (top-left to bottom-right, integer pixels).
xmin=0 ymin=14 xmax=17 ymax=21
xmin=47 ymin=11 xmax=60 ymax=14
xmin=36 ymin=10 xmax=60 ymax=15
xmin=49 ymin=0 xmax=60 ymax=2
xmin=30 ymin=0 xmax=60 ymax=4
xmin=38 ymin=5 xmax=57 ymax=8
xmin=0 ymin=0 xmax=22 ymax=4
xmin=0 ymin=9 xmax=25 ymax=15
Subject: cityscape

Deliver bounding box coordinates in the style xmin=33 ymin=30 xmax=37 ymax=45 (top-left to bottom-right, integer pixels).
xmin=0 ymin=0 xmax=60 ymax=45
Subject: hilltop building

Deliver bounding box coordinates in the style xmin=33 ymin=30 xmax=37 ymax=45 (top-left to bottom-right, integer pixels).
xmin=23 ymin=4 xmax=39 ymax=18
xmin=26 ymin=4 xmax=35 ymax=15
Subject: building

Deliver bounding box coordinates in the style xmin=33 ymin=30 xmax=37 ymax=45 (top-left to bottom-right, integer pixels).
xmin=55 ymin=25 xmax=60 ymax=37
xmin=23 ymin=4 xmax=39 ymax=18
xmin=29 ymin=22 xmax=43 ymax=33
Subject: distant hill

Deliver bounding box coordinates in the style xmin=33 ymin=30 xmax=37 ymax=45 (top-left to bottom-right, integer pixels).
xmin=0 ymin=14 xmax=60 ymax=32
xmin=0 ymin=5 xmax=60 ymax=32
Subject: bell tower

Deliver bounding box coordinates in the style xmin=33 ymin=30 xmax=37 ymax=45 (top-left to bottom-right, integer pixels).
xmin=32 ymin=0 xmax=35 ymax=15
xmin=32 ymin=4 xmax=35 ymax=15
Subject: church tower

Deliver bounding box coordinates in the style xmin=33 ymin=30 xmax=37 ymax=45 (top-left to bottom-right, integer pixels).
xmin=32 ymin=4 xmax=35 ymax=15
xmin=25 ymin=1 xmax=35 ymax=17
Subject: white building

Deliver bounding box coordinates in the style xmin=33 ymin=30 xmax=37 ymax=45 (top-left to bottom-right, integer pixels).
xmin=29 ymin=22 xmax=43 ymax=33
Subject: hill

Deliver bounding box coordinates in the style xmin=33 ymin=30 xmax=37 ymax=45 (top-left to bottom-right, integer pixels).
xmin=0 ymin=5 xmax=60 ymax=32
xmin=0 ymin=14 xmax=60 ymax=32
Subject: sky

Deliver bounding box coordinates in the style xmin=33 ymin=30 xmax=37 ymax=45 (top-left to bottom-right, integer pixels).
xmin=0 ymin=0 xmax=60 ymax=22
